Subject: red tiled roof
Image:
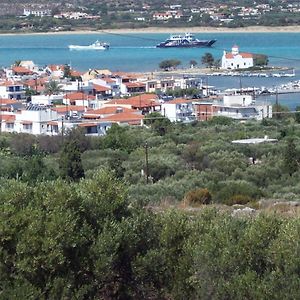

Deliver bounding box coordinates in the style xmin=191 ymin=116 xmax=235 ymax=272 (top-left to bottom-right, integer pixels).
xmin=21 ymin=120 xmax=32 ymax=125
xmin=0 ymin=114 xmax=16 ymax=122
xmin=129 ymin=93 xmax=158 ymax=102
xmin=64 ymin=92 xmax=83 ymax=100
xmin=113 ymin=71 xmax=139 ymax=79
xmin=225 ymin=53 xmax=234 ymax=59
xmin=106 ymin=94 xmax=159 ymax=109
xmin=225 ymin=52 xmax=253 ymax=59
xmin=12 ymin=66 xmax=33 ymax=74
xmin=93 ymin=84 xmax=111 ymax=92
xmin=24 ymin=77 xmax=48 ymax=87
xmin=78 ymin=122 xmax=98 ymax=127
xmin=64 ymin=92 xmax=95 ymax=101
xmin=101 ymin=112 xmax=144 ymax=123
xmin=0 ymin=81 xmax=23 ymax=87
xmin=48 ymin=64 xmax=65 ymax=72
xmin=240 ymin=52 xmax=253 ymax=58
xmin=124 ymin=82 xmax=146 ymax=88
xmin=70 ymin=70 xmax=83 ymax=77
xmin=84 ymin=106 xmax=136 ymax=116
xmin=52 ymin=105 xmax=86 ymax=113
xmin=47 ymin=121 xmax=58 ymax=126
xmin=106 ymin=99 xmax=157 ymax=109
xmin=0 ymin=99 xmax=18 ymax=105
xmin=102 ymin=77 xmax=116 ymax=84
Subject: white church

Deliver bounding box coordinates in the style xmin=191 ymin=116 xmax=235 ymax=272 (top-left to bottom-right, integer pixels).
xmin=221 ymin=45 xmax=254 ymax=70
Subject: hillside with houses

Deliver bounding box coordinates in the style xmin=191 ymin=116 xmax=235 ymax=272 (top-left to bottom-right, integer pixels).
xmin=0 ymin=59 xmax=274 ymax=136
xmin=1 ymin=0 xmax=300 ymax=32
xmin=1 ymin=58 xmax=300 ymax=298
xmin=2 ymin=1 xmax=300 ymax=297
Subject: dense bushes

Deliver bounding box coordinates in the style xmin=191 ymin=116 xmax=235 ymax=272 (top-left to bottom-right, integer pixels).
xmin=1 ymin=117 xmax=300 ymax=205
xmin=1 ymin=173 xmax=300 ymax=299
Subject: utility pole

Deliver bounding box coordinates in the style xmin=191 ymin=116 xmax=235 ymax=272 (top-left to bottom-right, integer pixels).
xmin=239 ymin=75 xmax=242 ymax=91
xmin=144 ymin=142 xmax=149 ymax=184
xmin=0 ymin=97 xmax=2 ymax=134
xmin=139 ymin=93 xmax=142 ymax=111
xmin=61 ymin=116 xmax=64 ymax=144
xmin=275 ymin=88 xmax=279 ymax=119
xmin=35 ymin=78 xmax=38 ymax=94
xmin=206 ymin=76 xmax=209 ymax=97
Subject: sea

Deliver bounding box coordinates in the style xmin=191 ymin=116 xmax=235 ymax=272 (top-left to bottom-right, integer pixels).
xmin=1 ymin=31 xmax=300 ymax=109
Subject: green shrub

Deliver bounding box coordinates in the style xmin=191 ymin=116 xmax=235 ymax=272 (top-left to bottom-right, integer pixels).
xmin=213 ymin=180 xmax=262 ymax=204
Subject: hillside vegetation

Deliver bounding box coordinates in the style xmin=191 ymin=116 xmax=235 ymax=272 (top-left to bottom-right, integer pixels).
xmin=2 ymin=113 xmax=300 ymax=297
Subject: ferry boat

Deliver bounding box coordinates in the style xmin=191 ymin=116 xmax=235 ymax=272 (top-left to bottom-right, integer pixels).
xmin=68 ymin=40 xmax=109 ymax=50
xmin=156 ymin=33 xmax=216 ymax=48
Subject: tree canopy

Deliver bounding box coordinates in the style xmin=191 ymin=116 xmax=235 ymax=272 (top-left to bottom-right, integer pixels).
xmin=2 ymin=112 xmax=300 ymax=298
xmin=201 ymin=52 xmax=215 ymax=68
xmin=159 ymin=59 xmax=181 ymax=71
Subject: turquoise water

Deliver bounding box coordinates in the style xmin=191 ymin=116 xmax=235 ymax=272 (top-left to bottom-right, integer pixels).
xmin=0 ymin=32 xmax=299 ymax=108
xmin=0 ymin=32 xmax=299 ymax=71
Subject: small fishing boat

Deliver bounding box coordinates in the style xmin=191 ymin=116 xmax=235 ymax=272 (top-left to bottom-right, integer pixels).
xmin=68 ymin=40 xmax=109 ymax=50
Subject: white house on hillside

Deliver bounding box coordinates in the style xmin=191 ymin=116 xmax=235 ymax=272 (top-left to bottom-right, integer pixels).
xmin=221 ymin=45 xmax=254 ymax=70
xmin=161 ymin=99 xmax=195 ymax=123
xmin=23 ymin=8 xmax=51 ymax=17
xmin=194 ymin=94 xmax=272 ymax=121
xmin=0 ymin=81 xmax=25 ymax=100
xmin=1 ymin=106 xmax=59 ymax=135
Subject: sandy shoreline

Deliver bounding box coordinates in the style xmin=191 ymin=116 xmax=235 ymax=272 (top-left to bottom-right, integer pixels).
xmin=2 ymin=26 xmax=300 ymax=36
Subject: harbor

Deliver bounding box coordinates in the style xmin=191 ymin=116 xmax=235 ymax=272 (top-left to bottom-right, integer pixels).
xmin=0 ymin=32 xmax=300 ymax=109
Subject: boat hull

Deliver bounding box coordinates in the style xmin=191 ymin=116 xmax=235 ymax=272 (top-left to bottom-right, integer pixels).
xmin=68 ymin=45 xmax=109 ymax=50
xmin=156 ymin=40 xmax=216 ymax=48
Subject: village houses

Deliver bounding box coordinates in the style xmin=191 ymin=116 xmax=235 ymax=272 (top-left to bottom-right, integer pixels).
xmin=0 ymin=59 xmax=273 ymax=136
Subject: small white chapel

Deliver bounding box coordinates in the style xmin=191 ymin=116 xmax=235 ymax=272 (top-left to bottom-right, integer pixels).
xmin=221 ymin=45 xmax=254 ymax=70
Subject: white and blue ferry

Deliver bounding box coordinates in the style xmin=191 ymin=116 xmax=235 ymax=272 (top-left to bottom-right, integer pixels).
xmin=156 ymin=33 xmax=216 ymax=48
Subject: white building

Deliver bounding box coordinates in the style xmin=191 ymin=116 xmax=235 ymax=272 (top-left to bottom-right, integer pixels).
xmin=23 ymin=8 xmax=51 ymax=17
xmin=223 ymin=94 xmax=253 ymax=106
xmin=219 ymin=94 xmax=272 ymax=120
xmin=161 ymin=99 xmax=195 ymax=122
xmin=20 ymin=61 xmax=39 ymax=73
xmin=0 ymin=81 xmax=25 ymax=100
xmin=153 ymin=12 xmax=173 ymax=20
xmin=221 ymin=45 xmax=254 ymax=70
xmin=1 ymin=106 xmax=59 ymax=135
xmin=31 ymin=95 xmax=63 ymax=106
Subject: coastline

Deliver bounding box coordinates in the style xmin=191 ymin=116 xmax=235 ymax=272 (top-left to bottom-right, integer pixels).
xmin=2 ymin=25 xmax=300 ymax=36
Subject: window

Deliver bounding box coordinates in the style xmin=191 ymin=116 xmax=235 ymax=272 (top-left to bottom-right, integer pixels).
xmin=6 ymin=123 xmax=14 ymax=129
xmin=23 ymin=124 xmax=32 ymax=131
